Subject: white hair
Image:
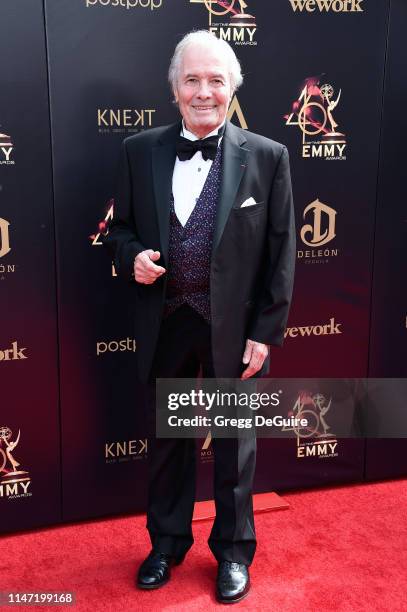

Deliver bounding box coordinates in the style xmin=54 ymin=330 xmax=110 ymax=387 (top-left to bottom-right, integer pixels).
xmin=168 ymin=30 xmax=243 ymax=95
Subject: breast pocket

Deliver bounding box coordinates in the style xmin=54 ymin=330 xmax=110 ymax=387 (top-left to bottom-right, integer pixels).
xmin=232 ymin=201 xmax=265 ymax=217
xmin=226 ymin=201 xmax=266 ymax=253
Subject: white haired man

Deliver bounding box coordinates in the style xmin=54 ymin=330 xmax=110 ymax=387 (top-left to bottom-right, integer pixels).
xmin=103 ymin=30 xmax=295 ymax=603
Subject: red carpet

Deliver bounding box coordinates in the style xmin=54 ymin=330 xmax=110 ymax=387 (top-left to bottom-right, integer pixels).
xmin=1 ymin=479 xmax=406 ymax=611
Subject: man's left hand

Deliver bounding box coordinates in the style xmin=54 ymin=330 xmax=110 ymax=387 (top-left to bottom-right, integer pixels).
xmin=241 ymin=339 xmax=269 ymax=380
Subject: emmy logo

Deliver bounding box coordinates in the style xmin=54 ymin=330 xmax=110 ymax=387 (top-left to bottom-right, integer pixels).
xmin=0 ymin=426 xmax=30 ymax=487
xmin=282 ymin=392 xmax=335 ymax=440
xmin=285 ymin=77 xmax=347 ymax=159
xmin=281 ymin=391 xmax=339 ymax=459
xmin=191 ymin=0 xmax=257 ymax=44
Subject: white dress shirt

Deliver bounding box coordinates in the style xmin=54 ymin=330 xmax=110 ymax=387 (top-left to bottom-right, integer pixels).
xmin=172 ymin=121 xmax=224 ymax=227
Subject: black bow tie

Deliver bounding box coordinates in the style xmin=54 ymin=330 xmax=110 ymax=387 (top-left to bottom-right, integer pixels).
xmin=176 ymin=133 xmax=221 ymax=161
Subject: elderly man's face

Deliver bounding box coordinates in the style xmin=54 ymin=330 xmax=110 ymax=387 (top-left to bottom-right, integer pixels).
xmin=175 ymin=44 xmax=233 ymax=138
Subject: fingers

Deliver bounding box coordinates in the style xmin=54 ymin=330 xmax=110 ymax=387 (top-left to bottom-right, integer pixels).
xmin=144 ymin=250 xmax=166 ymax=273
xmin=148 ymin=250 xmax=161 ymax=263
xmin=241 ymin=340 xmax=268 ymax=380
xmin=134 ymin=249 xmax=166 ymax=284
xmin=242 ymin=339 xmax=253 ymax=365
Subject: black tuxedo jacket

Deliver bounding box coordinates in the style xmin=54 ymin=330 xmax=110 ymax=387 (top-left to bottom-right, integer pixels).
xmin=102 ymin=120 xmax=295 ymax=383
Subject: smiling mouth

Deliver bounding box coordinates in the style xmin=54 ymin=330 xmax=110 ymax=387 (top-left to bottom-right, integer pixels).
xmin=193 ymin=106 xmax=216 ymax=110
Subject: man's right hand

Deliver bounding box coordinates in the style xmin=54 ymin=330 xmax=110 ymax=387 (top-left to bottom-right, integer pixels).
xmin=134 ymin=250 xmax=166 ymax=284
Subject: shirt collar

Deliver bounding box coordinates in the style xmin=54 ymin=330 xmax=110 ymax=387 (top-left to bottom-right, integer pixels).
xmin=181 ymin=120 xmax=226 ymax=142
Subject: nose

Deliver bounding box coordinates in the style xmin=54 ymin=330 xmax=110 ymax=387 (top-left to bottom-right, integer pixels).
xmin=196 ymin=80 xmax=211 ymax=99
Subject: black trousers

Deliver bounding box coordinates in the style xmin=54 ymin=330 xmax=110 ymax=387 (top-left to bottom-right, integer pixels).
xmin=146 ymin=304 xmax=257 ymax=565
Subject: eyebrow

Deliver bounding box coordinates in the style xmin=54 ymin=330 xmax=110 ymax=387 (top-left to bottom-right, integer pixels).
xmin=184 ymin=72 xmax=226 ymax=80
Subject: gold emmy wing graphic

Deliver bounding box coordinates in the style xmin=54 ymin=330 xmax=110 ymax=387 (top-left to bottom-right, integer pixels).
xmin=0 ymin=426 xmax=30 ymax=487
xmin=191 ymin=0 xmax=256 ymax=28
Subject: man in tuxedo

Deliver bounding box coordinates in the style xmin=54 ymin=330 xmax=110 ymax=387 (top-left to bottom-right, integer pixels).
xmin=103 ymin=30 xmax=295 ymax=604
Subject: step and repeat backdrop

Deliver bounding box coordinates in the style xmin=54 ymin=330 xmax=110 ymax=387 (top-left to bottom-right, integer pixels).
xmin=1 ymin=0 xmax=406 ymax=533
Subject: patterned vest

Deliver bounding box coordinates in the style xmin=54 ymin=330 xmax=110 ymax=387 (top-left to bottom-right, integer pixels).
xmin=164 ymin=145 xmax=223 ymax=322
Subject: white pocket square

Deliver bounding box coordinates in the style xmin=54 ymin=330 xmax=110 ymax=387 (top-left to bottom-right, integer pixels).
xmin=240 ymin=197 xmax=257 ymax=208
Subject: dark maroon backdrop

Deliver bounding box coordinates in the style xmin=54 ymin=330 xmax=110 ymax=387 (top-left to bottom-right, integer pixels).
xmin=1 ymin=0 xmax=405 ymax=534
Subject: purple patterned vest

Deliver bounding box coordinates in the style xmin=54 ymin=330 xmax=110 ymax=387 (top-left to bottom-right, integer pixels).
xmin=164 ymin=145 xmax=223 ymax=322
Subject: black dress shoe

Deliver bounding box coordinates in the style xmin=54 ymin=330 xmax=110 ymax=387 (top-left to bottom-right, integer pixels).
xmin=216 ymin=561 xmax=250 ymax=604
xmin=137 ymin=550 xmax=184 ymax=590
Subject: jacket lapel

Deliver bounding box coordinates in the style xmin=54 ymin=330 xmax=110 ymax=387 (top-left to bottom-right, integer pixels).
xmin=212 ymin=120 xmax=249 ymax=253
xmin=152 ymin=122 xmax=180 ymax=265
